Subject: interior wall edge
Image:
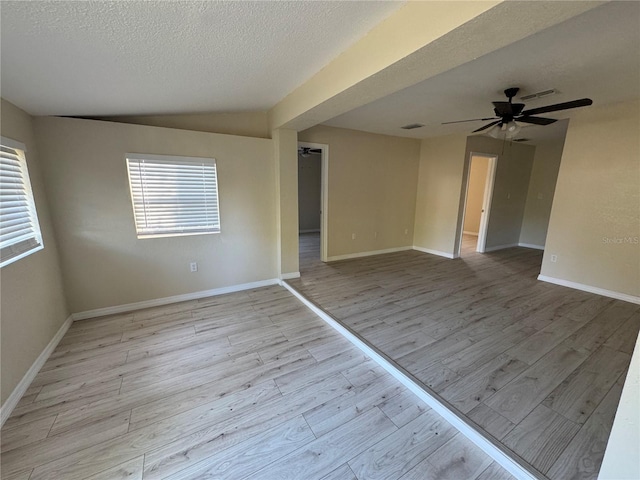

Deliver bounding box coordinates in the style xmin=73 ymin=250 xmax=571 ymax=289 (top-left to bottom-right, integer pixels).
xmin=599 ymin=333 xmax=640 ymax=479
xmin=0 ymin=315 xmax=73 ymax=427
xmin=281 ymin=280 xmax=544 ymax=480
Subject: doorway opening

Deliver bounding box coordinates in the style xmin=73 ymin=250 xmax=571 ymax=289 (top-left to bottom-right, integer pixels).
xmin=297 ymin=142 xmax=328 ymax=271
xmin=459 ymin=153 xmax=497 ymax=257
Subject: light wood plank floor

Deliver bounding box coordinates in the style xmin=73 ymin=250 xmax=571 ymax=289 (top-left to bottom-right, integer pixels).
xmin=290 ymin=233 xmax=640 ymax=480
xmin=0 ymin=285 xmax=512 ymax=480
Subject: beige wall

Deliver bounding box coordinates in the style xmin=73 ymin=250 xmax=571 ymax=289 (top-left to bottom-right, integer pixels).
xmin=272 ymin=129 xmax=299 ymax=275
xmin=34 ymin=117 xmax=277 ymax=313
xmin=519 ymin=123 xmax=568 ymax=248
xmin=414 ymin=134 xmax=535 ymax=256
xmin=463 ymin=155 xmax=489 ymax=234
xmin=93 ymin=112 xmax=270 ymax=139
xmin=298 ymin=153 xmax=321 ymax=232
xmin=542 ymin=100 xmax=640 ymax=297
xmin=466 ymin=136 xmax=535 ymax=250
xmin=414 ymin=133 xmax=468 ymax=255
xmin=299 ymin=125 xmax=420 ymax=258
xmin=0 ymin=99 xmax=69 ymax=404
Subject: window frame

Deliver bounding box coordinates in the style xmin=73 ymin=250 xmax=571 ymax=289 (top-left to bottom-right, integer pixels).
xmin=125 ymin=153 xmax=221 ymax=239
xmin=0 ymin=136 xmax=44 ymax=268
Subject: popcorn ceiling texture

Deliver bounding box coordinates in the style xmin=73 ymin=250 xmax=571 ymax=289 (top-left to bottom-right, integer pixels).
xmin=0 ymin=0 xmax=403 ymax=116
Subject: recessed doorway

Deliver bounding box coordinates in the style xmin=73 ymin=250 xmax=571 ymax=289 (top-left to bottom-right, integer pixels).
xmin=459 ymin=153 xmax=497 ymax=256
xmin=297 ymin=142 xmax=328 ymax=270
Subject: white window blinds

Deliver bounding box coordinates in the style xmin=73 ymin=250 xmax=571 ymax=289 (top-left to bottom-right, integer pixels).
xmin=0 ymin=139 xmax=43 ymax=267
xmin=126 ymin=154 xmax=220 ymax=238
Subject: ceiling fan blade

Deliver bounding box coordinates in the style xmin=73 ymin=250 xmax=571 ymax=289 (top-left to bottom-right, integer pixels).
xmin=521 ymin=98 xmax=593 ymax=116
xmin=517 ymin=116 xmax=557 ymax=126
xmin=473 ymin=120 xmax=502 ymax=133
xmin=442 ymin=117 xmax=497 ymax=125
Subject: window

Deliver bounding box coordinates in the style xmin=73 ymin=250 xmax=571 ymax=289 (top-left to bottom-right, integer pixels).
xmin=0 ymin=137 xmax=43 ymax=267
xmin=126 ymin=154 xmax=220 ymax=238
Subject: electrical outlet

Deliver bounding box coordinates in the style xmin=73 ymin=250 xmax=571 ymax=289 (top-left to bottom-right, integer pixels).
xmin=550 ymin=255 xmax=557 ymax=263
xmin=404 ymin=229 xmax=409 ymax=235
xmin=190 ymin=262 xmax=198 ymax=272
xmin=537 ymin=192 xmax=544 ymax=200
xmin=351 ymin=233 xmax=356 ymax=240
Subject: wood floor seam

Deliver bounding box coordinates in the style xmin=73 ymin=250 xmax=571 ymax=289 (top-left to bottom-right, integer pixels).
xmin=290 ymin=232 xmax=639 ymax=479
xmin=1 ymin=233 xmax=635 ymax=480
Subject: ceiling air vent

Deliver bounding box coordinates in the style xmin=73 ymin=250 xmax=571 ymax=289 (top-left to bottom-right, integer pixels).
xmin=520 ymin=89 xmax=557 ymax=101
xmin=401 ymin=123 xmax=424 ymax=130
xmin=512 ymin=138 xmax=530 ymax=142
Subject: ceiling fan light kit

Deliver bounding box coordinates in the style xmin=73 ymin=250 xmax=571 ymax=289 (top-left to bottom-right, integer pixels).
xmin=443 ymin=87 xmax=593 ymax=137
xmin=487 ymin=120 xmax=521 ymax=139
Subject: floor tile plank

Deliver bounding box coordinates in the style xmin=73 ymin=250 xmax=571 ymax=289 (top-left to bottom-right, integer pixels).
xmin=244 ymin=407 xmax=397 ymax=480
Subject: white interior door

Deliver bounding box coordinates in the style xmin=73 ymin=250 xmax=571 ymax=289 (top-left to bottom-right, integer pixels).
xmin=476 ymin=155 xmax=497 ymax=253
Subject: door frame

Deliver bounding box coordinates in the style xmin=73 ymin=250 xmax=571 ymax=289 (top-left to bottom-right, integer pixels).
xmin=476 ymin=155 xmax=498 ymax=253
xmin=456 ymin=152 xmax=498 ymax=256
xmin=298 ymin=141 xmax=329 ymax=262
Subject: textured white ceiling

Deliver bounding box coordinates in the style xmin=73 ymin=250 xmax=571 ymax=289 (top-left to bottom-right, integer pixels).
xmin=0 ymin=0 xmax=403 ymax=116
xmin=2 ymin=0 xmax=638 ymax=144
xmin=324 ymin=1 xmax=640 ymax=141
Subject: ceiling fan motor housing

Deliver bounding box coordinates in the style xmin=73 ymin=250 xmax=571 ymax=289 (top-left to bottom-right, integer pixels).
xmin=504 ymin=87 xmax=520 ymax=100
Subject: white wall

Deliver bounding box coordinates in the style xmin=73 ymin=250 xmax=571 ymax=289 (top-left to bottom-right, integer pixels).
xmin=299 ymin=125 xmax=420 ymax=258
xmin=541 ymin=100 xmax=640 ymax=298
xmin=34 ymin=117 xmax=278 ymax=313
xmin=414 ymin=134 xmax=468 ymax=256
xmin=414 ymin=134 xmax=535 ymax=256
xmin=519 ymin=122 xmax=568 ymax=248
xmin=0 ymin=99 xmax=69 ymax=405
xmin=465 ymin=136 xmax=535 ymax=250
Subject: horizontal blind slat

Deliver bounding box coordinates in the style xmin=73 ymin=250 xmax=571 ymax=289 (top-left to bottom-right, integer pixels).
xmin=0 ymin=143 xmax=42 ymax=267
xmin=126 ymin=156 xmax=220 ymax=237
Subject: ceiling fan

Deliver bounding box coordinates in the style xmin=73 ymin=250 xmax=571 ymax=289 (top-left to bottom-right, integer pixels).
xmin=443 ymin=87 xmax=593 ymax=138
xmin=298 ymin=147 xmax=322 ymax=157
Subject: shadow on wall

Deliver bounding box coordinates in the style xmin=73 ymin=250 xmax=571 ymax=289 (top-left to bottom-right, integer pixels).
xmin=298 ymin=152 xmax=321 ymax=233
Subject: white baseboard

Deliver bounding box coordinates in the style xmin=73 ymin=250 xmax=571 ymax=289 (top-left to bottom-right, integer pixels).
xmin=72 ymin=279 xmax=281 ymax=321
xmin=281 ymin=281 xmax=542 ymax=480
xmin=463 ymin=231 xmax=479 ymax=236
xmin=412 ymin=246 xmax=455 ymax=259
xmin=299 ymin=229 xmax=320 ymax=234
xmin=326 ymin=246 xmax=412 ymax=262
xmin=483 ymin=243 xmax=519 ymax=252
xmin=1 ymin=315 xmax=74 ymax=427
xmin=537 ymin=275 xmax=640 ymax=305
xmin=518 ymin=243 xmax=545 ymax=250
xmin=280 ymin=272 xmax=301 ymax=280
